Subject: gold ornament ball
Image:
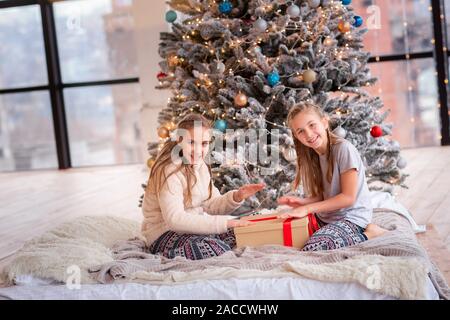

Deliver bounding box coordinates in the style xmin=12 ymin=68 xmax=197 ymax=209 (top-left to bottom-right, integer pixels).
xmin=168 ymin=55 xmax=179 ymax=67
xmin=157 ymin=126 xmax=170 ymax=138
xmin=234 ymin=93 xmax=248 ymax=108
xmin=338 ymin=20 xmax=351 ymax=33
xmin=147 ymin=158 xmax=155 ymax=168
xmin=302 ymin=69 xmax=317 ymax=83
xmin=324 ymin=37 xmax=333 ymax=46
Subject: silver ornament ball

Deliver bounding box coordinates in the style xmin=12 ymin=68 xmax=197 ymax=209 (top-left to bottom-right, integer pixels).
xmin=391 ymin=140 xmax=400 ymax=149
xmin=397 ymin=157 xmax=407 ymax=169
xmin=282 ymin=146 xmax=297 ymax=162
xmin=333 ymin=126 xmax=346 ymax=138
xmin=287 ymin=4 xmax=300 ymax=17
xmin=309 ymin=0 xmax=321 ymax=8
xmin=216 ymin=61 xmax=225 ymax=74
xmin=254 ymin=18 xmax=268 ymax=33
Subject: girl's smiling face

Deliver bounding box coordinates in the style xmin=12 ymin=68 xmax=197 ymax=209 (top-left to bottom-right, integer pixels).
xmin=178 ymin=126 xmax=211 ymax=164
xmin=290 ymin=110 xmax=329 ymax=155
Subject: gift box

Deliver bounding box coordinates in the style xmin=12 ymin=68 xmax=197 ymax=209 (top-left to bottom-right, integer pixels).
xmin=234 ymin=212 xmax=319 ymax=249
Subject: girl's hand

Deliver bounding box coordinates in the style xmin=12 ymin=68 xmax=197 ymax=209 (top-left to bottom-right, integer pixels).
xmin=277 ymin=206 xmax=309 ymax=219
xmin=277 ymin=196 xmax=304 ymax=208
xmin=227 ymin=219 xmax=254 ymax=228
xmin=233 ymin=183 xmax=265 ymax=202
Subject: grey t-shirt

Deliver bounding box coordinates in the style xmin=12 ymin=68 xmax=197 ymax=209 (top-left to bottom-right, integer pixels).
xmin=317 ymin=139 xmax=373 ymax=228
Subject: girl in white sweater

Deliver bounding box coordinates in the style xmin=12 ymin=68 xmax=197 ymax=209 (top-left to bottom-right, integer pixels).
xmin=142 ymin=114 xmax=264 ymax=260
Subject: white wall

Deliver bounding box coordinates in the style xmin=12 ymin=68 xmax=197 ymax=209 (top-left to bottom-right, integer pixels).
xmin=132 ymin=0 xmax=171 ymax=161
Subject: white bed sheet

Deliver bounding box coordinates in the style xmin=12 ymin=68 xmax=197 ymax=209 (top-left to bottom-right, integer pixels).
xmin=0 ymin=276 xmax=439 ymax=300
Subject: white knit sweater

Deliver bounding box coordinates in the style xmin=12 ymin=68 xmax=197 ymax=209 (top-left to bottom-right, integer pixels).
xmin=141 ymin=161 xmax=244 ymax=244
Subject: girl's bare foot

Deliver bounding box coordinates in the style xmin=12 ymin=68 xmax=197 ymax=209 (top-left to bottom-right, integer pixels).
xmin=364 ymin=223 xmax=388 ymax=240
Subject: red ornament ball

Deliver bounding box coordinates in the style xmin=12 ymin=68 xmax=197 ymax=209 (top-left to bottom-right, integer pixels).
xmin=157 ymin=72 xmax=167 ymax=80
xmin=370 ymin=125 xmax=383 ymax=138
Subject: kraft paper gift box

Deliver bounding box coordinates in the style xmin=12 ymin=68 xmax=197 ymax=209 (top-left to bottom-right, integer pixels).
xmin=234 ymin=212 xmax=319 ymax=249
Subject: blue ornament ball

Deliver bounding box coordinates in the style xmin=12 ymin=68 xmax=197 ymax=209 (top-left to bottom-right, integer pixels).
xmin=165 ymin=10 xmax=177 ymax=23
xmin=267 ymin=72 xmax=280 ymax=87
xmin=218 ymin=1 xmax=233 ymax=14
xmin=341 ymin=0 xmax=352 ymax=5
xmin=353 ymin=15 xmax=363 ymax=27
xmin=214 ymin=119 xmax=228 ymax=132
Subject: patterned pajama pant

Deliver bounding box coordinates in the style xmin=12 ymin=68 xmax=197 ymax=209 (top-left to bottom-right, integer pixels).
xmin=302 ymin=216 xmax=368 ymax=252
xmin=149 ymin=217 xmax=368 ymax=259
xmin=148 ymin=228 xmax=236 ymax=260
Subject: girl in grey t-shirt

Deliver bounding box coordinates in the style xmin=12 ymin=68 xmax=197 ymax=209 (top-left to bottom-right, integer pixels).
xmin=277 ymin=102 xmax=387 ymax=251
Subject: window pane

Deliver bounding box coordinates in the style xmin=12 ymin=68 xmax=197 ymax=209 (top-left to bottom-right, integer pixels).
xmin=366 ymin=59 xmax=440 ymax=148
xmin=448 ymin=57 xmax=450 ymax=136
xmin=353 ymin=0 xmax=433 ymax=56
xmin=54 ymin=0 xmax=138 ymax=83
xmin=64 ymin=83 xmax=143 ymax=166
xmin=0 ymin=5 xmax=48 ymax=89
xmin=445 ymin=0 xmax=450 ymax=37
xmin=0 ymin=91 xmax=58 ymax=171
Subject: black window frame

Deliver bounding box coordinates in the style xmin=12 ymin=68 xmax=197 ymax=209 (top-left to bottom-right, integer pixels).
xmin=0 ymin=0 xmax=448 ymax=171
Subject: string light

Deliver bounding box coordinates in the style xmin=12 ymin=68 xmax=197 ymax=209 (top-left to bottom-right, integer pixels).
xmin=156 ymin=1 xmax=402 ymax=191
xmin=401 ymin=0 xmax=416 ymax=144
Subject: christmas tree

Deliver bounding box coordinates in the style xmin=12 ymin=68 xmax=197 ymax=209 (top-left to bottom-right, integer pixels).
xmin=142 ymin=0 xmax=408 ymax=212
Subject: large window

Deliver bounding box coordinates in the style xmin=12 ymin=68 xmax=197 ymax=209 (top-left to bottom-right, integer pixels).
xmin=0 ymin=0 xmax=142 ymax=172
xmin=1 ymin=0 xmax=450 ymax=172
xmin=354 ymin=0 xmax=448 ymax=148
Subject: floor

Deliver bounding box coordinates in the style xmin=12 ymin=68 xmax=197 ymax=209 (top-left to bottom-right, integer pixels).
xmin=0 ymin=146 xmax=449 ymax=285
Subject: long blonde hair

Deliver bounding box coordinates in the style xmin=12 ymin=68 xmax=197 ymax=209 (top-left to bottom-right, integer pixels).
xmin=147 ymin=114 xmax=213 ymax=205
xmin=287 ymin=102 xmax=343 ymax=198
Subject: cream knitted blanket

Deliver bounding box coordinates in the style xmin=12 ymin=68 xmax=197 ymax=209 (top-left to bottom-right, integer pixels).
xmin=88 ymin=209 xmax=449 ymax=300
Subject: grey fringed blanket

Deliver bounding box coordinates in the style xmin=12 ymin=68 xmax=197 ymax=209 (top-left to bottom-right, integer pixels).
xmin=89 ymin=209 xmax=449 ymax=300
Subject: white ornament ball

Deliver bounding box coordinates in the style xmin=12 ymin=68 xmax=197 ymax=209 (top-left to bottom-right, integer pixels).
xmin=397 ymin=157 xmax=407 ymax=169
xmin=309 ymin=0 xmax=321 ymax=8
xmin=282 ymin=146 xmax=297 ymax=162
xmin=287 ymin=4 xmax=300 ymax=17
xmin=254 ymin=18 xmax=268 ymax=33
xmin=333 ymin=126 xmax=346 ymax=138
